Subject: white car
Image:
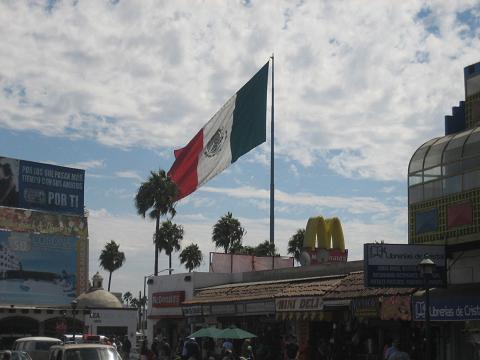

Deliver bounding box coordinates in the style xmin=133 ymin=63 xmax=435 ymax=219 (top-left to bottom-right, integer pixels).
xmin=13 ymin=337 xmax=62 ymax=360
xmin=49 ymin=344 xmax=121 ymax=360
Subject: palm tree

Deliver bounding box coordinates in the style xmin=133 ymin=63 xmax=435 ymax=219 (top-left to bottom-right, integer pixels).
xmin=212 ymin=212 xmax=245 ymax=253
xmin=156 ymin=220 xmax=184 ymax=274
xmin=135 ymin=169 xmax=177 ymax=275
xmin=99 ymin=240 xmax=126 ymax=291
xmin=288 ymin=228 xmax=305 ymax=264
xmin=179 ymin=244 xmax=203 ymax=272
xmin=237 ymin=245 xmax=256 ymax=255
xmin=123 ymin=291 xmax=133 ymax=306
xmin=255 ymin=240 xmax=278 ymax=256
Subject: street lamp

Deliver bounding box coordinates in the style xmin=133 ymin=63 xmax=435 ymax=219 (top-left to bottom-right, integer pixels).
xmin=71 ymin=299 xmax=78 ymax=342
xmin=418 ymin=254 xmax=436 ymax=360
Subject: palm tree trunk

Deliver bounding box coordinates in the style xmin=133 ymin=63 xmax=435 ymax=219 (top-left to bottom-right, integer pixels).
xmin=108 ymin=271 xmax=112 ymax=291
xmin=155 ymin=214 xmax=160 ymax=276
xmin=169 ymin=253 xmax=172 ymax=275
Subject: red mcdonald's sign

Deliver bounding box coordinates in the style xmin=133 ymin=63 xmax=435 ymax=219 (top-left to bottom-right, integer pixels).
xmin=152 ymin=291 xmax=185 ymax=308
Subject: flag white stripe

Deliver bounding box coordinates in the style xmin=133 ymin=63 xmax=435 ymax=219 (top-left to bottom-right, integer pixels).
xmin=197 ymin=94 xmax=236 ymax=187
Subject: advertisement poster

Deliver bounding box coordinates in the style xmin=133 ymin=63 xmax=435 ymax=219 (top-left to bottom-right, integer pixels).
xmin=364 ymin=243 xmax=447 ymax=288
xmin=0 ymin=229 xmax=78 ymax=305
xmin=0 ymin=156 xmax=84 ymax=215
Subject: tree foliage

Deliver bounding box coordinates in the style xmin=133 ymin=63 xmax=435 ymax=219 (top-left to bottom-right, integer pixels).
xmin=156 ymin=220 xmax=184 ymax=273
xmin=254 ymin=240 xmax=278 ymax=257
xmin=122 ymin=291 xmax=133 ymax=306
xmin=135 ymin=169 xmax=177 ymax=275
xmin=99 ymin=240 xmax=126 ymax=291
xmin=288 ymin=228 xmax=305 ymax=263
xmin=179 ymin=243 xmax=203 ymax=272
xmin=212 ymin=212 xmax=245 ymax=253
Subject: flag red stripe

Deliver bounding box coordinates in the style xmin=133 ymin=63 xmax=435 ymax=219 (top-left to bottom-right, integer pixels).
xmin=168 ymin=129 xmax=204 ymax=200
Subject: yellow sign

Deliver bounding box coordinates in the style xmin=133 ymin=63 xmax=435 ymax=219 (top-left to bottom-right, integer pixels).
xmin=304 ymin=216 xmax=345 ymax=250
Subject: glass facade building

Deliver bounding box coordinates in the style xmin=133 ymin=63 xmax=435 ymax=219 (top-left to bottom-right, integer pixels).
xmin=408 ymin=61 xmax=480 ymax=245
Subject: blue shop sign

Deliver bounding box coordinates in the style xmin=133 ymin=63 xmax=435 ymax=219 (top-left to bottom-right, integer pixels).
xmin=413 ymin=294 xmax=480 ymax=321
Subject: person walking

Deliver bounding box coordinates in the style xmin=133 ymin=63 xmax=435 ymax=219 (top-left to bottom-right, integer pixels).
xmin=285 ymin=335 xmax=299 ymax=360
xmin=122 ymin=335 xmax=132 ymax=360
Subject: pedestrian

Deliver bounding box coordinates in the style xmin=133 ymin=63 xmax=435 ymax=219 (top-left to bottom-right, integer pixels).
xmin=221 ymin=349 xmax=234 ymax=360
xmin=152 ymin=337 xmax=160 ymax=359
xmin=184 ymin=338 xmax=200 ymax=360
xmin=122 ymin=335 xmax=132 ymax=360
xmin=160 ymin=338 xmax=171 ymax=360
xmin=285 ymin=335 xmax=299 ymax=360
xmin=140 ymin=340 xmax=156 ymax=360
xmin=385 ymin=339 xmax=399 ymax=360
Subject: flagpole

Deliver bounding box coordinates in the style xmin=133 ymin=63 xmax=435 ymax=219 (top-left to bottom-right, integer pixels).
xmin=270 ymin=54 xmax=275 ymax=251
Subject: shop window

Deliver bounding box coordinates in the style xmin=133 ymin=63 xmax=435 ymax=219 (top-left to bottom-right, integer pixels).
xmin=444 ymin=131 xmax=470 ymax=163
xmin=409 ymin=185 xmax=423 ymax=204
xmin=464 ymin=128 xmax=480 ymax=158
xmin=447 ymin=201 xmax=473 ymax=228
xmin=423 ymin=179 xmax=442 ymax=200
xmin=408 ymin=172 xmax=422 ymax=186
xmin=442 ymin=161 xmax=462 ymax=177
xmin=443 ymin=175 xmax=462 ymax=195
xmin=409 ymin=147 xmax=429 ymax=173
xmin=424 ymin=136 xmax=451 ymax=169
xmin=415 ymin=209 xmax=438 ymax=234
xmin=463 ymin=170 xmax=480 ymax=190
xmin=462 ymin=156 xmax=480 ymax=172
xmin=424 ymin=166 xmax=441 ymax=182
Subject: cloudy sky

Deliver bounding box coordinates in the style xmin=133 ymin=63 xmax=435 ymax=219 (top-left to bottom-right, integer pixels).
xmin=0 ymin=0 xmax=479 ymax=297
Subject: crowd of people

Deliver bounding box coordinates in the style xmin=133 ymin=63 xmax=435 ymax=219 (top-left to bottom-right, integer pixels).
xmin=138 ymin=334 xmax=300 ymax=360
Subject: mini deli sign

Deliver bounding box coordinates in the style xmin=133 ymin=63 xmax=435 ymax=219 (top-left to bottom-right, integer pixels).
xmin=152 ymin=291 xmax=185 ymax=308
xmin=276 ymin=297 xmax=324 ymax=312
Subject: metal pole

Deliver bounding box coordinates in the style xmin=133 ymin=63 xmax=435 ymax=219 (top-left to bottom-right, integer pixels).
xmin=72 ymin=310 xmax=76 ymax=341
xmin=143 ymin=277 xmax=147 ymax=335
xmin=269 ymin=54 xmax=275 ymax=247
xmin=425 ymin=277 xmax=431 ymax=360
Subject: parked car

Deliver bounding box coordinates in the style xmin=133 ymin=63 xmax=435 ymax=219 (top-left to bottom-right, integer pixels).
xmin=13 ymin=337 xmax=62 ymax=360
xmin=0 ymin=351 xmax=33 ymax=360
xmin=49 ymin=344 xmax=121 ymax=360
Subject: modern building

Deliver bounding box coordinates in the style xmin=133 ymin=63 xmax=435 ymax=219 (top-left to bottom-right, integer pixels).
xmin=408 ymin=61 xmax=480 ymax=359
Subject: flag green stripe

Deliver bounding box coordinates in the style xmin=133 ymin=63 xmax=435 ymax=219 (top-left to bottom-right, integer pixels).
xmin=230 ymin=62 xmax=269 ymax=163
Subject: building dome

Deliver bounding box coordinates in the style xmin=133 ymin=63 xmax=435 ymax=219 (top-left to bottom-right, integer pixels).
xmin=75 ymin=272 xmax=122 ymax=309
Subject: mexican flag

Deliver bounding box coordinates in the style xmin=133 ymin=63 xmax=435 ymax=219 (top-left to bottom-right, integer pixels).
xmin=168 ymin=62 xmax=269 ymax=200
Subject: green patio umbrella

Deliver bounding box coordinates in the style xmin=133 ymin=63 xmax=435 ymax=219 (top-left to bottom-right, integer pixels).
xmin=219 ymin=327 xmax=257 ymax=339
xmin=188 ymin=326 xmax=223 ymax=338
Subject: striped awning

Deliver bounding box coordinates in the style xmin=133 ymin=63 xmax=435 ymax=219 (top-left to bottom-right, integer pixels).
xmin=275 ymin=311 xmax=333 ymax=321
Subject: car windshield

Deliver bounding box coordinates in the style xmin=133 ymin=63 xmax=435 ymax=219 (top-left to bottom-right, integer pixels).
xmin=0 ymin=352 xmax=32 ymax=360
xmin=65 ymin=349 xmax=119 ymax=360
xmin=36 ymin=342 xmax=61 ymax=351
xmin=13 ymin=352 xmax=32 ymax=360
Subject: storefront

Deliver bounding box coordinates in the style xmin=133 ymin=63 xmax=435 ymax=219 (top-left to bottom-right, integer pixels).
xmin=413 ymin=286 xmax=480 ymax=360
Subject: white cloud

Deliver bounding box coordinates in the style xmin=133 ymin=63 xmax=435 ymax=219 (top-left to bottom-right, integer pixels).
xmin=67 ymin=159 xmax=105 ymax=170
xmin=200 ymin=185 xmax=390 ymax=215
xmin=115 ymin=170 xmax=142 ymax=181
xmin=0 ymin=1 xmax=478 ymax=183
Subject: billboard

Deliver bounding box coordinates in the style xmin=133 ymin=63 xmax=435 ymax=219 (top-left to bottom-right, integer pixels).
xmin=0 ymin=156 xmax=84 ymax=215
xmin=0 ymin=229 xmax=79 ymax=305
xmin=0 ymin=207 xmax=89 ymax=295
xmin=364 ymin=243 xmax=447 ymax=288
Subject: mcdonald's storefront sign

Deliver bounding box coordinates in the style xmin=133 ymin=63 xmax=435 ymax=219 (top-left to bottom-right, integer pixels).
xmin=300 ymin=216 xmax=348 ymax=266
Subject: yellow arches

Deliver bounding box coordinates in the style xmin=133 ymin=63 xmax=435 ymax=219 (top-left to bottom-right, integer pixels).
xmin=303 ymin=216 xmax=345 ymax=251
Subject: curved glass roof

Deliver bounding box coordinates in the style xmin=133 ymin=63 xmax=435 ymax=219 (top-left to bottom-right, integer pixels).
xmin=408 ymin=126 xmax=480 ymax=204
